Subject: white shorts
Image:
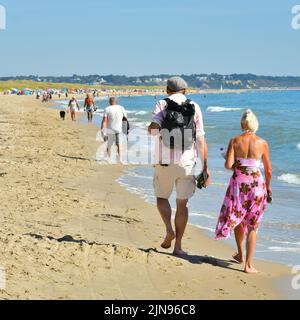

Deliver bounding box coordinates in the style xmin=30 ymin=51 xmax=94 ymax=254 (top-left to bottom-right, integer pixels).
xmin=107 ymin=133 xmax=120 ymax=148
xmin=153 ymin=162 xmax=196 ymax=200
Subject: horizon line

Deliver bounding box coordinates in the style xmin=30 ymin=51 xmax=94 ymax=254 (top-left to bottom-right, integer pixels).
xmin=1 ymin=73 xmax=300 ymax=78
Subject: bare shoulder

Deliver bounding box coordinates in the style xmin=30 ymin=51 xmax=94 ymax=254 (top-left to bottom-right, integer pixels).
xmin=255 ymin=135 xmax=268 ymax=145
xmin=231 ymin=135 xmax=242 ymax=143
xmin=255 ymin=135 xmax=269 ymax=154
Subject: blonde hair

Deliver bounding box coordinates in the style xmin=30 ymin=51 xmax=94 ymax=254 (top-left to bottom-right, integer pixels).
xmin=241 ymin=109 xmax=259 ymax=133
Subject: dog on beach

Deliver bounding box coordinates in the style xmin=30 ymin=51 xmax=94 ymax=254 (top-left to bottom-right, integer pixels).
xmin=60 ymin=111 xmax=66 ymax=120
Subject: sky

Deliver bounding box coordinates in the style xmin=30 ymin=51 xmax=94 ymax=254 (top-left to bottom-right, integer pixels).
xmin=0 ymin=0 xmax=300 ymax=76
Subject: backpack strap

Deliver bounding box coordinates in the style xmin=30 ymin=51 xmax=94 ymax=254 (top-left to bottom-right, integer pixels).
xmin=164 ymin=98 xmax=192 ymax=108
xmin=164 ymin=98 xmax=176 ymax=109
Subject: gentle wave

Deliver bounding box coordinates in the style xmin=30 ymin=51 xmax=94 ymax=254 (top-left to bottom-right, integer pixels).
xmin=125 ymin=171 xmax=153 ymax=180
xmin=94 ymin=108 xmax=104 ymax=113
xmin=262 ymin=220 xmax=300 ymax=230
xmin=132 ymin=122 xmax=149 ymax=129
xmin=268 ymin=246 xmax=300 ymax=253
xmin=278 ymin=174 xmax=300 ymax=185
xmin=271 ymin=239 xmax=300 ymax=246
xmin=206 ymin=106 xmax=243 ymax=113
xmin=135 ymin=111 xmax=148 ymax=115
xmin=190 ymin=212 xmax=216 ymax=220
xmin=56 ymin=101 xmax=69 ymax=105
xmin=297 ymin=143 xmax=300 ymax=151
xmin=127 ymin=110 xmax=148 ymax=115
xmin=194 ymin=224 xmax=215 ymax=233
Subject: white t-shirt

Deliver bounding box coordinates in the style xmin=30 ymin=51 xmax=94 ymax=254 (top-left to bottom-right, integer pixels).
xmin=103 ymin=105 xmax=127 ymax=134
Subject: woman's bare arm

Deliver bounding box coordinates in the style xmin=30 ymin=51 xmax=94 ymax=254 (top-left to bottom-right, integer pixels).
xmin=225 ymin=139 xmax=235 ymax=170
xmin=262 ymin=141 xmax=272 ymax=194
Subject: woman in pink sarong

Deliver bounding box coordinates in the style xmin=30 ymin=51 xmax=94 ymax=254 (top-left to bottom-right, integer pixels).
xmin=215 ymin=109 xmax=272 ymax=273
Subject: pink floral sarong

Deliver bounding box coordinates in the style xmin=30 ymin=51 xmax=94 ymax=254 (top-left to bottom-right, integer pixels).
xmin=215 ymin=158 xmax=267 ymax=240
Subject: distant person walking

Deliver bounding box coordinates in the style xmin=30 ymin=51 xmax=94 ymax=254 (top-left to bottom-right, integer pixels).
xmin=42 ymin=92 xmax=48 ymax=103
xmin=215 ymin=109 xmax=272 ymax=274
xmin=68 ymin=96 xmax=80 ymax=121
xmin=148 ymin=76 xmax=210 ymax=256
xmin=101 ymin=97 xmax=128 ymax=161
xmin=84 ymin=94 xmax=96 ymax=123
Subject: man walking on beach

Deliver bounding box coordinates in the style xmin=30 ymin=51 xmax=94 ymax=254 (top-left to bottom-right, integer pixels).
xmin=84 ymin=93 xmax=96 ymax=123
xmin=101 ymin=97 xmax=128 ymax=162
xmin=148 ymin=76 xmax=210 ymax=255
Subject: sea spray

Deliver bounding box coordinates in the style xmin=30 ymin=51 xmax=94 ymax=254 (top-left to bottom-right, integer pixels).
xmin=278 ymin=174 xmax=300 ymax=185
xmin=206 ymin=106 xmax=243 ymax=113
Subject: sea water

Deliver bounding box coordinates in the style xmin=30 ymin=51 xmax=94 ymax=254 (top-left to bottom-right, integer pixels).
xmin=54 ymin=90 xmax=300 ymax=266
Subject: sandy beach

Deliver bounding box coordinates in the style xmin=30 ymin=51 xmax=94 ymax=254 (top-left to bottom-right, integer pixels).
xmin=0 ymin=95 xmax=292 ymax=300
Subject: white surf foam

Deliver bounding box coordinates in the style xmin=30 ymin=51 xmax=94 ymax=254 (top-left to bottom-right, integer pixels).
xmin=278 ymin=174 xmax=300 ymax=185
xmin=268 ymin=246 xmax=300 ymax=253
xmin=132 ymin=122 xmax=147 ymax=128
xmin=271 ymin=239 xmax=300 ymax=246
xmin=194 ymin=224 xmax=215 ymax=233
xmin=297 ymin=143 xmax=300 ymax=151
xmin=56 ymin=101 xmax=69 ymax=105
xmin=126 ymin=110 xmax=149 ymax=116
xmin=206 ymin=106 xmax=243 ymax=113
xmin=190 ymin=212 xmax=216 ymax=220
xmin=94 ymin=96 xmax=108 ymax=101
xmin=126 ymin=172 xmax=153 ymax=180
xmin=135 ymin=111 xmax=148 ymax=115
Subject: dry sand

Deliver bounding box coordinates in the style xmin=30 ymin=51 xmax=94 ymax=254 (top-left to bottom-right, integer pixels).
xmin=0 ymin=95 xmax=292 ymax=300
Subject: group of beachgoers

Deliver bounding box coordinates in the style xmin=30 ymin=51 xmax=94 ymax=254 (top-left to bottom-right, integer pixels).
xmin=63 ymin=94 xmax=96 ymax=123
xmin=64 ymin=94 xmax=128 ymax=159
xmin=62 ymin=76 xmax=273 ymax=274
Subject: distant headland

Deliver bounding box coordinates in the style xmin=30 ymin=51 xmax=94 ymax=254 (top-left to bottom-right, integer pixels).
xmin=1 ymin=73 xmax=300 ymax=90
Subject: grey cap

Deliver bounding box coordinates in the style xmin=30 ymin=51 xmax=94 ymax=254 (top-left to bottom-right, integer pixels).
xmin=167 ymin=76 xmax=188 ymax=92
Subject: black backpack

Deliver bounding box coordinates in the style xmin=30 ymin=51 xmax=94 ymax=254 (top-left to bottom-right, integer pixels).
xmin=161 ymin=98 xmax=196 ymax=150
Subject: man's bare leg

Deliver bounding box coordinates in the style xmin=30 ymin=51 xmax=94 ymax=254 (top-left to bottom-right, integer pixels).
xmin=173 ymin=199 xmax=189 ymax=255
xmin=117 ymin=144 xmax=123 ymax=162
xmin=157 ymin=198 xmax=175 ymax=249
xmin=107 ymin=146 xmax=112 ymax=158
